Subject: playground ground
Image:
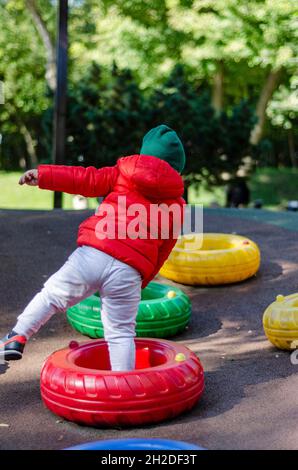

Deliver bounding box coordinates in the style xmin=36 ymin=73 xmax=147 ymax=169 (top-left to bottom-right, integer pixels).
xmin=0 ymin=207 xmax=298 ymax=450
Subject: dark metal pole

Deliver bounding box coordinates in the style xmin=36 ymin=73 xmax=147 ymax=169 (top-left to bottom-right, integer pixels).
xmin=53 ymin=0 xmax=68 ymax=209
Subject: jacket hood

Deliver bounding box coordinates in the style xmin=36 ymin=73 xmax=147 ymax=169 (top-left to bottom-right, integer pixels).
xmin=117 ymin=154 xmax=184 ymax=200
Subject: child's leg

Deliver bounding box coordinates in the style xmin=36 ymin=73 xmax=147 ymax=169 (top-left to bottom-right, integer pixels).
xmin=100 ymin=259 xmax=142 ymax=371
xmin=13 ymin=246 xmax=109 ymax=339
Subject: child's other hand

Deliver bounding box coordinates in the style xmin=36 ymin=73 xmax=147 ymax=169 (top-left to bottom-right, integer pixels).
xmin=19 ymin=169 xmax=38 ymax=186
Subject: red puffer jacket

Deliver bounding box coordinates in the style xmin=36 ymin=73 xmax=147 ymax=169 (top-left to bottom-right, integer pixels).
xmin=38 ymin=155 xmax=185 ymax=287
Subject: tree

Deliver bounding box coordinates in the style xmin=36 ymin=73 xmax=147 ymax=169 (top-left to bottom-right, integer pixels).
xmin=166 ymin=0 xmax=297 ymax=143
xmin=67 ymin=0 xmax=184 ymax=88
xmin=42 ymin=62 xmax=147 ymax=168
xmin=25 ymin=0 xmax=56 ymax=90
xmin=0 ymin=0 xmax=296 ymax=172
xmin=146 ymin=65 xmax=256 ymax=188
xmin=96 ymin=0 xmax=296 ymax=143
xmin=0 ymin=0 xmax=50 ymax=168
xmin=267 ymin=76 xmax=298 ymax=166
xmin=40 ymin=63 xmax=255 ymax=190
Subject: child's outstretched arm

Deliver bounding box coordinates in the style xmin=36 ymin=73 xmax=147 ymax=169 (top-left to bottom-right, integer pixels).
xmin=19 ymin=169 xmax=38 ymax=186
xmin=19 ymin=165 xmax=118 ymax=198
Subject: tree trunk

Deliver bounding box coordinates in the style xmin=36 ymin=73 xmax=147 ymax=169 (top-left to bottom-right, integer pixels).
xmin=20 ymin=123 xmax=38 ymax=168
xmin=212 ymin=61 xmax=224 ymax=113
xmin=6 ymin=102 xmax=38 ymax=168
xmin=288 ymin=127 xmax=296 ymax=168
xmin=250 ymin=69 xmax=282 ymax=145
xmin=25 ymin=0 xmax=56 ymax=91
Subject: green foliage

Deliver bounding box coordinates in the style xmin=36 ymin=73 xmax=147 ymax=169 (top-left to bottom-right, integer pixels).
xmin=42 ymin=62 xmax=147 ymax=167
xmin=250 ymin=167 xmax=298 ymax=207
xmin=0 ymin=0 xmax=51 ymax=169
xmin=0 ymin=0 xmax=297 ymax=175
xmin=39 ymin=63 xmax=256 ymax=186
xmin=267 ymin=76 xmax=298 ymax=130
xmin=146 ymin=65 xmax=256 ymax=185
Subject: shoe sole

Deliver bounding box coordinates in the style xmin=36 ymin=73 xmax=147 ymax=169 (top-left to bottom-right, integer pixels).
xmin=0 ymin=350 xmax=23 ymax=361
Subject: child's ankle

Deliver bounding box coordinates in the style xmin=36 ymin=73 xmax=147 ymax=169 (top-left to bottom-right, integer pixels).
xmin=9 ymin=330 xmax=28 ymax=340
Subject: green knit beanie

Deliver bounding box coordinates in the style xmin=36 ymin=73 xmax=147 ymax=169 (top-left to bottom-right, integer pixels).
xmin=140 ymin=124 xmax=185 ymax=174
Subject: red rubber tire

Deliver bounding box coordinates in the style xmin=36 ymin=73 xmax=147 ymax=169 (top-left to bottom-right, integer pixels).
xmin=40 ymin=338 xmax=204 ymax=427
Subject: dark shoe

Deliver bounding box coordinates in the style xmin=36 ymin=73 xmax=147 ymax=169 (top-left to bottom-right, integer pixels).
xmin=0 ymin=332 xmax=27 ymax=361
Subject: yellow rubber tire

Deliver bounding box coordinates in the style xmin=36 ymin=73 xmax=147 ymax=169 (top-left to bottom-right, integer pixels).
xmin=159 ymin=233 xmax=260 ymax=286
xmin=263 ymin=294 xmax=298 ymax=350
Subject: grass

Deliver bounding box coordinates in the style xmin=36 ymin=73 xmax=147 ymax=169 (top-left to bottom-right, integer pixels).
xmin=0 ymin=171 xmax=98 ymax=210
xmin=189 ymin=167 xmax=298 ymax=210
xmin=250 ymin=167 xmax=298 ymax=208
xmin=1 ymin=167 xmax=298 ymax=210
xmin=189 ymin=184 xmax=226 ymax=207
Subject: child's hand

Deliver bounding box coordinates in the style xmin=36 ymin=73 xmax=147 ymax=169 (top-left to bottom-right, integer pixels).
xmin=19 ymin=169 xmax=38 ymax=186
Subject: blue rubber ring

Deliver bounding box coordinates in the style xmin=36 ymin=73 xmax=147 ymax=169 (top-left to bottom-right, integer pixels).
xmin=66 ymin=438 xmax=205 ymax=450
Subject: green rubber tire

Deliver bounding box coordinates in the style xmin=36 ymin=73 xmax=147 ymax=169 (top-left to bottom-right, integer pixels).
xmin=67 ymin=282 xmax=191 ymax=339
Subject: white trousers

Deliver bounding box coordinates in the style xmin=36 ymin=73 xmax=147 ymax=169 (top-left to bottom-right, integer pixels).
xmin=14 ymin=246 xmax=142 ymax=371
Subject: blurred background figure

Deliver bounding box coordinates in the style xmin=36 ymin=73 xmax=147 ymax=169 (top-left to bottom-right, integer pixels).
xmin=287 ymin=201 xmax=298 ymax=212
xmin=226 ymin=179 xmax=250 ymax=208
xmin=253 ymin=199 xmax=263 ymax=209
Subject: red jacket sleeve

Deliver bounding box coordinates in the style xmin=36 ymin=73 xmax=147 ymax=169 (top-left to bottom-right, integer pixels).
xmin=38 ymin=164 xmax=118 ymax=197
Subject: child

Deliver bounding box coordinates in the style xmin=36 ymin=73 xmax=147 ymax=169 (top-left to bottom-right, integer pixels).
xmin=0 ymin=124 xmax=185 ymax=371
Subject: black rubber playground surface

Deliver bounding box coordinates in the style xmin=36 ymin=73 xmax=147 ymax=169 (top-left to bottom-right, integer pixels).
xmin=0 ymin=208 xmax=298 ymax=450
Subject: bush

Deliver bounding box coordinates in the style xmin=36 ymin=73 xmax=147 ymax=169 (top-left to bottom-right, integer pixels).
xmin=146 ymin=64 xmax=256 ymax=186
xmin=4 ymin=62 xmax=257 ymax=188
